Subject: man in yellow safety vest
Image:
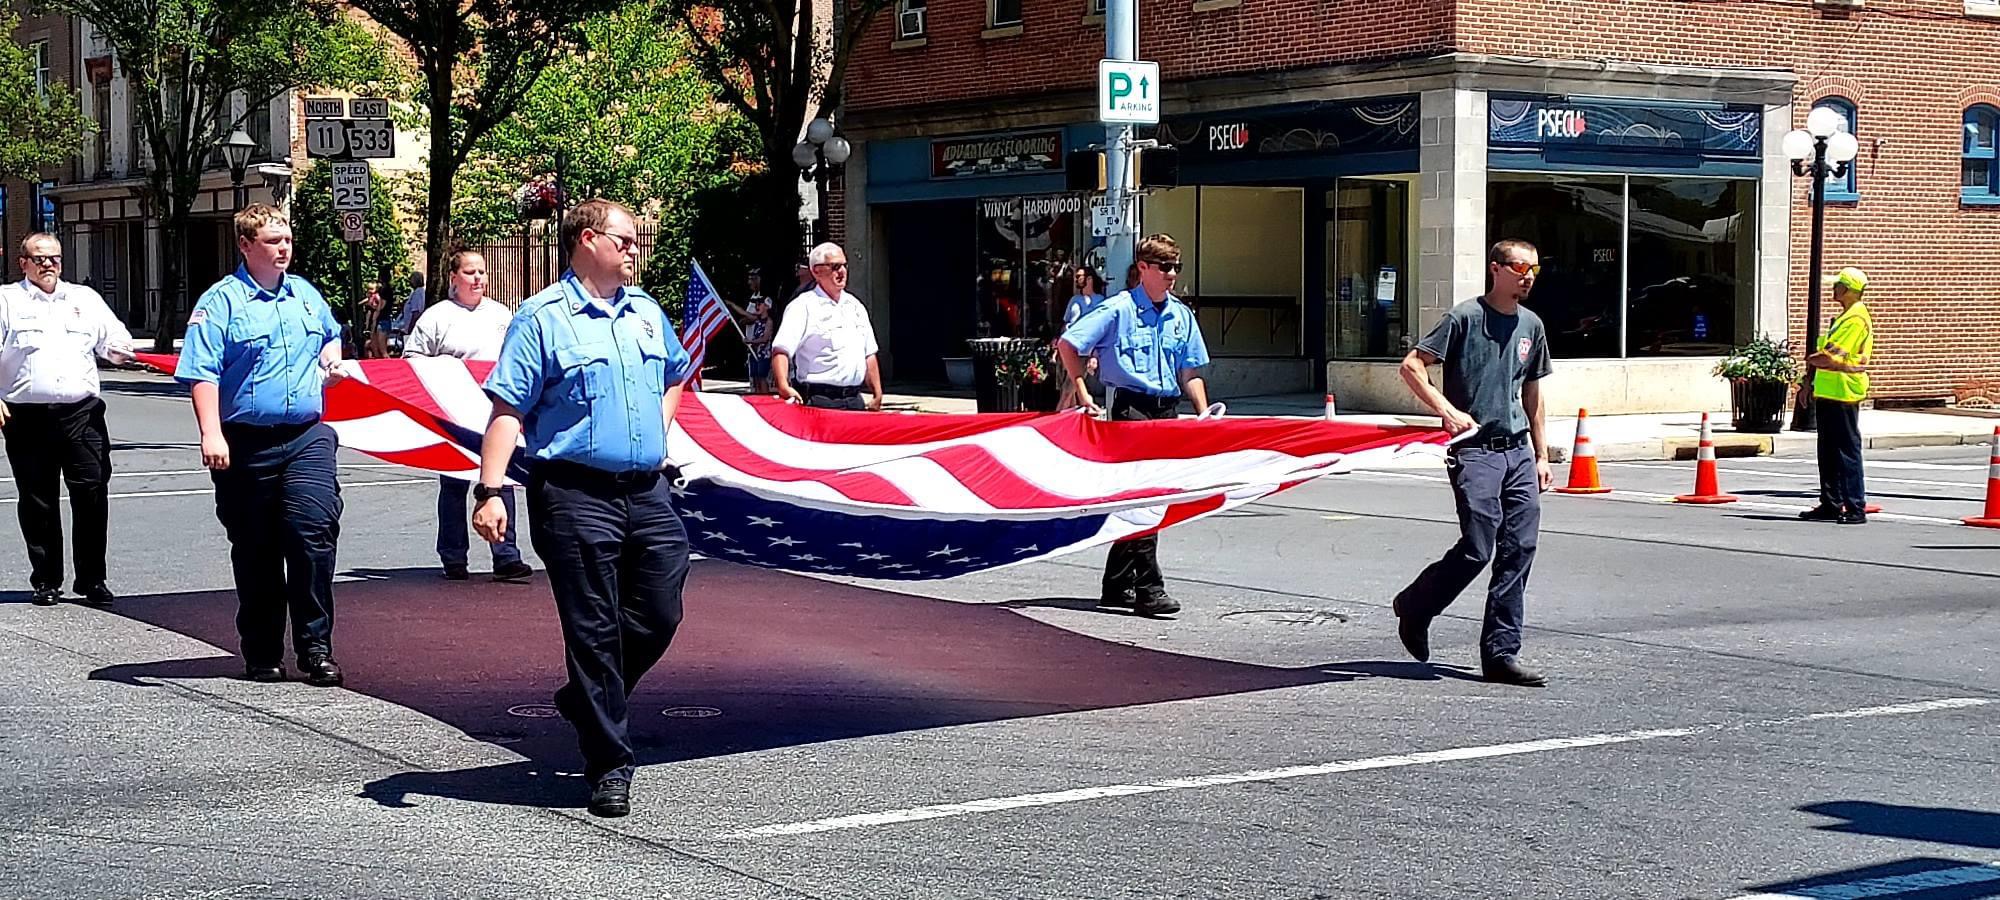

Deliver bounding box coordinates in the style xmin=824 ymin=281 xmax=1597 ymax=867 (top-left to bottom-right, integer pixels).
xmin=1801 ymin=267 xmax=1874 ymax=525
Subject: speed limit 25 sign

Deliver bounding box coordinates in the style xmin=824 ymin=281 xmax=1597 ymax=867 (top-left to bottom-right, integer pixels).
xmin=331 ymin=162 xmax=371 ymax=212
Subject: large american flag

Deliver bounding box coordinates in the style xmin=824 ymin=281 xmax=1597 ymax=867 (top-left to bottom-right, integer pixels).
xmin=682 ymin=260 xmax=737 ymax=389
xmin=133 ymin=355 xmax=1449 ymax=580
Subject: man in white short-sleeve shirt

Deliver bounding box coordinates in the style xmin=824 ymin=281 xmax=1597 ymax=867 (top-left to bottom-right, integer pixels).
xmin=771 ymin=242 xmax=882 ymax=411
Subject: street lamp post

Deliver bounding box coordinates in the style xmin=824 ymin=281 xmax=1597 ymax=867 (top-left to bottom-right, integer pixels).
xmin=1782 ymin=107 xmax=1860 ymax=433
xmin=793 ymin=118 xmax=851 ymax=247
xmin=221 ymin=128 xmax=257 ymax=211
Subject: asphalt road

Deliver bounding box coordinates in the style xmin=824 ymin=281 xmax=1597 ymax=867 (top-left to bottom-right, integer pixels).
xmin=1 ymin=371 xmax=1996 ymax=900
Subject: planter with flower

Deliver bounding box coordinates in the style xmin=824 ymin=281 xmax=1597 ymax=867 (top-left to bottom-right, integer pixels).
xmin=991 ymin=341 xmax=1057 ymax=412
xmin=1713 ymin=335 xmax=1801 ymax=434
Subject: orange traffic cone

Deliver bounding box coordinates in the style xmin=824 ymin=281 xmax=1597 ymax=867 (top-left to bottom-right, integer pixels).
xmin=1674 ymin=413 xmax=1739 ymax=504
xmin=1555 ymin=408 xmax=1612 ymax=495
xmin=1965 ymin=427 xmax=2000 ymax=529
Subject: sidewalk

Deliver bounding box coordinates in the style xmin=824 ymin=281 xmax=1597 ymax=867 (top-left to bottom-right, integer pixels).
xmin=706 ymin=380 xmax=1999 ymax=462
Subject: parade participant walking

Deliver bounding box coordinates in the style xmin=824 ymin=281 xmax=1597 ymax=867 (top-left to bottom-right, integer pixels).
xmin=1056 ymin=234 xmax=1211 ymax=617
xmin=403 ymin=250 xmax=533 ymax=582
xmin=0 ymin=233 xmax=135 ymax=607
xmin=724 ymin=267 xmax=775 ymax=394
xmin=1391 ymin=238 xmax=1553 ymax=688
xmin=771 ymin=242 xmax=883 ymax=411
xmin=473 ymin=199 xmax=693 ymax=818
xmin=174 ymin=205 xmax=349 ymax=687
xmin=1801 ymin=267 xmax=1875 ymax=525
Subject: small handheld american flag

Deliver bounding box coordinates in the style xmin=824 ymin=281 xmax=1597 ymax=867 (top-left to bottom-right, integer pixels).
xmin=683 ymin=260 xmax=740 ymax=389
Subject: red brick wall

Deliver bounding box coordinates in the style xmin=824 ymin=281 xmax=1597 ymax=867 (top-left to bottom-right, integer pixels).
xmin=846 ymin=0 xmax=1452 ymax=112
xmin=1459 ymin=0 xmax=2000 ymax=401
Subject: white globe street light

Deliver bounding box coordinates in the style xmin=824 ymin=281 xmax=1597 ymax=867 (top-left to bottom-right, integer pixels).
xmin=794 ymin=117 xmax=848 ymax=246
xmin=1805 ymin=104 xmax=1845 ymax=139
xmin=1826 ymin=130 xmax=1860 ymax=165
xmin=1783 ymin=112 xmax=1860 ymax=432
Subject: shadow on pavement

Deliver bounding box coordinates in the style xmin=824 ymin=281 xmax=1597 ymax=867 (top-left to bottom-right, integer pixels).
xmin=86 ymin=561 xmax=1361 ymax=811
xmin=1733 ymin=856 xmax=2000 ymax=899
xmin=1801 ymin=800 xmax=2000 ymax=850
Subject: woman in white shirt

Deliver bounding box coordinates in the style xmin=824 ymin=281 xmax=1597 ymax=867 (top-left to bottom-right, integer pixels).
xmin=404 ymin=251 xmax=532 ymax=582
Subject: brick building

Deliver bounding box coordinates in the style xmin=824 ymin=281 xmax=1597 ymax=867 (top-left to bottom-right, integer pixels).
xmin=3 ymin=8 xmax=76 ymax=282
xmin=835 ymin=0 xmax=2000 ymax=412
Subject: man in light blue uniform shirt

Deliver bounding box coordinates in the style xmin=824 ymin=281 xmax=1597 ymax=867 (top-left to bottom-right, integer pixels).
xmin=472 ymin=199 xmax=692 ymax=819
xmin=175 ymin=204 xmax=349 ymax=687
xmin=1057 ymin=233 xmax=1212 ymax=618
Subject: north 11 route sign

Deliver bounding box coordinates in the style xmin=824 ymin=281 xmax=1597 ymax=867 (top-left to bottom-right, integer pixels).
xmin=1098 ymin=60 xmax=1160 ymax=125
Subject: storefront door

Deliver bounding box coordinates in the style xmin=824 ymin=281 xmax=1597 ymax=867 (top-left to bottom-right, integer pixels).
xmin=1326 ymin=178 xmax=1411 ymax=359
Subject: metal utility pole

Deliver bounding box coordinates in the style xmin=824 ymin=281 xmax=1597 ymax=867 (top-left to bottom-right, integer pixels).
xmin=1102 ymin=0 xmax=1138 ymax=283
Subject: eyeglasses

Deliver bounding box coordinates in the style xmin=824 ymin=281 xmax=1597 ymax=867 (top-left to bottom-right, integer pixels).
xmin=594 ymin=231 xmax=641 ymax=254
xmin=814 ymin=262 xmax=848 ymax=271
xmin=22 ymin=254 xmax=60 ymax=268
xmin=1501 ymin=260 xmax=1541 ymax=276
xmin=1145 ymin=260 xmax=1182 ymax=275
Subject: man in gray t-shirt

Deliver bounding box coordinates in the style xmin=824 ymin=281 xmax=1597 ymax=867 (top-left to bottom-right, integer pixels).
xmin=1391 ymin=238 xmax=1554 ymax=687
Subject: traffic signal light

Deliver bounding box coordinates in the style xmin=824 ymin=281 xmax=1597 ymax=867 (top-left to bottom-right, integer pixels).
xmin=1066 ymin=149 xmax=1106 ymax=192
xmin=1134 ymin=145 xmax=1179 ymax=189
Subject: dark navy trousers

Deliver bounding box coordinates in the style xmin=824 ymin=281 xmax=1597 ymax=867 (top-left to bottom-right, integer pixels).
xmin=1815 ymin=398 xmax=1867 ymax=513
xmin=211 ymin=421 xmax=342 ymax=666
xmin=2 ymin=397 xmax=112 ymax=593
xmin=1102 ymin=391 xmax=1180 ymax=601
xmin=528 ymin=463 xmax=689 ymax=783
xmin=1395 ymin=442 xmax=1540 ymax=662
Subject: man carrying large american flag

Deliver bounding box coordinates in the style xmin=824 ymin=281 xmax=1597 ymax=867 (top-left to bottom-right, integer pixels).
xmin=772 ymin=242 xmax=883 ymax=411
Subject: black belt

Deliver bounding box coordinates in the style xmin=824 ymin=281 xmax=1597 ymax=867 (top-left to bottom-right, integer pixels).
xmin=1451 ymin=432 xmax=1530 ymax=454
xmin=220 ymin=420 xmax=318 ymax=443
xmin=799 ymin=382 xmax=862 ymax=398
xmin=535 ymin=459 xmax=663 ymax=490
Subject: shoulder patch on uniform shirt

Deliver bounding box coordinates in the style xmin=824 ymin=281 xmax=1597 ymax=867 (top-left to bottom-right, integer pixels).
xmin=188 ymin=309 xmax=207 ymax=325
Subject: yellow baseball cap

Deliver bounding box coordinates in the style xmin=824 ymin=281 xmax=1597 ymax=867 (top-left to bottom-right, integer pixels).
xmin=1824 ymin=267 xmax=1867 ymax=293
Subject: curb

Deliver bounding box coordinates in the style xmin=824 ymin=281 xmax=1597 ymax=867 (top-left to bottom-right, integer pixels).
xmin=1549 ymin=431 xmax=1979 ymax=463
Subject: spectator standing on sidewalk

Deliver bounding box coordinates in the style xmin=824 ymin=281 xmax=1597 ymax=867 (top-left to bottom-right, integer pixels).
xmin=1801 ymin=267 xmax=1874 ymax=525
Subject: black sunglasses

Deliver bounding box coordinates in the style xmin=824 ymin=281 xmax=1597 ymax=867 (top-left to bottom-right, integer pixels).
xmin=23 ymin=254 xmax=60 ymax=267
xmin=1145 ymin=260 xmax=1182 ymax=275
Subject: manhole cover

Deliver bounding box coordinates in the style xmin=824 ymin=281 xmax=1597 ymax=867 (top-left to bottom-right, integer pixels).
xmin=1218 ymin=609 xmax=1350 ymax=627
xmin=663 ymin=706 xmax=722 ymax=719
xmin=506 ymin=703 xmax=562 ymax=719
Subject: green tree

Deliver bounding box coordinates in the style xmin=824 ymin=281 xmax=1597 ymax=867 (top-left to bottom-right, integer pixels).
xmin=0 ymin=9 xmax=92 ymax=181
xmin=288 ymin=162 xmax=412 ymax=304
xmin=46 ymin=0 xmax=387 ymax=350
xmin=465 ymin=1 xmax=756 ymax=306
xmin=343 ymin=0 xmax=621 ymax=304
xmin=664 ymin=0 xmax=894 ymax=272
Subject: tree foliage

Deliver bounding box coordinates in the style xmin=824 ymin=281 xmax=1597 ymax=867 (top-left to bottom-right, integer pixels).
xmin=0 ymin=9 xmax=93 ymax=181
xmin=344 ymin=0 xmax=621 ymax=301
xmin=663 ymin=0 xmax=894 ymax=271
xmin=44 ymin=0 xmax=388 ymax=348
xmin=455 ymin=1 xmax=757 ymax=308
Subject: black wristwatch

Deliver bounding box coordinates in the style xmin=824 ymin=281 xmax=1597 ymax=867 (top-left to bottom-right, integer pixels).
xmin=473 ymin=483 xmax=505 ymax=503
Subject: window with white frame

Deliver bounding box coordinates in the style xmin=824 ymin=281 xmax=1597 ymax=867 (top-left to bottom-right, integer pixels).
xmin=989 ymin=0 xmax=1023 ymax=27
xmin=896 ymin=0 xmax=926 ymax=38
xmin=31 ymin=41 xmax=49 ymax=97
xmin=1088 ymin=0 xmax=1107 ymax=15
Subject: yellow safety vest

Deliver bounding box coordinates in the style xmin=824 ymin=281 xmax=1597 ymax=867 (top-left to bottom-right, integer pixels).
xmin=1813 ymin=301 xmax=1872 ymax=403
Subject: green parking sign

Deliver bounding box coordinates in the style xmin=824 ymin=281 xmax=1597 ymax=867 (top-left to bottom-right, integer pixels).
xmin=1098 ymin=59 xmax=1160 ymax=125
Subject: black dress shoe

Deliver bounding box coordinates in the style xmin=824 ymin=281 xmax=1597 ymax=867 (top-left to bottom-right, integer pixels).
xmin=492 ymin=561 xmax=534 ymax=582
xmin=29 ymin=588 xmax=60 ymax=607
xmin=1836 ymin=510 xmax=1868 ymax=525
xmin=1799 ymin=504 xmax=1841 ymax=522
xmin=1099 ymin=590 xmax=1136 ymax=609
xmin=77 ymin=585 xmax=115 ymax=608
xmin=299 ymin=654 xmax=344 ymax=687
xmin=1398 ymin=615 xmax=1433 ymax=663
xmin=1482 ymin=656 xmax=1548 ymax=687
xmin=245 ymin=664 xmax=286 ymax=683
xmin=442 ymin=564 xmax=470 ymax=581
xmin=1133 ymin=593 xmax=1181 ymax=617
xmin=589 ymin=777 xmax=631 ymax=818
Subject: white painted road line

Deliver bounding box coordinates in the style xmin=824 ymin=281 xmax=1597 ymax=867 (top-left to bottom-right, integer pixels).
xmin=0 ymin=463 xmax=411 ymax=482
xmin=1361 ymin=471 xmax=1965 ymax=525
xmin=0 ymin=478 xmax=429 ymax=504
xmin=1724 ymin=860 xmax=2000 ymax=899
xmin=714 ymin=697 xmax=1992 ymax=840
xmin=1601 ymin=462 xmax=1981 ymax=491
